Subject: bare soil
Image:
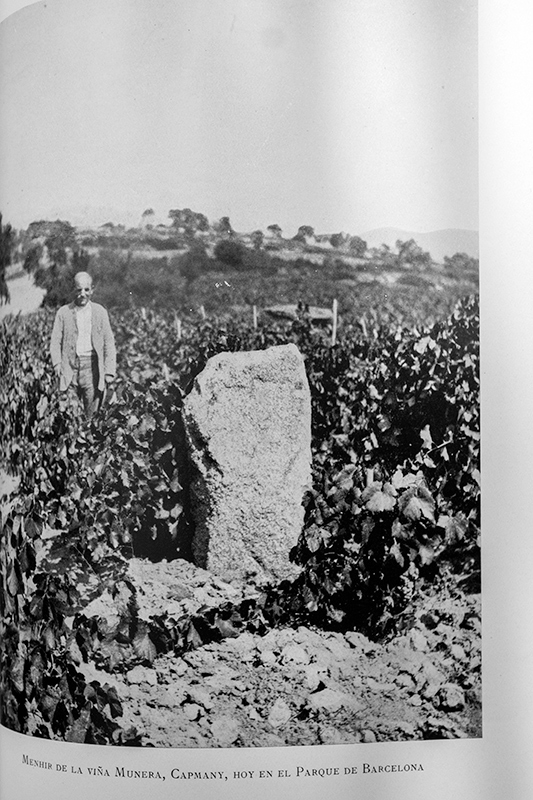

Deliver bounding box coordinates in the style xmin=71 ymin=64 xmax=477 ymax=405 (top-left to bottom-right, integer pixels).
xmin=59 ymin=541 xmax=481 ymax=748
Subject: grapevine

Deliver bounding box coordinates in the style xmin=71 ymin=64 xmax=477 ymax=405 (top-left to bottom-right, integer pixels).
xmin=1 ymin=293 xmax=479 ymax=742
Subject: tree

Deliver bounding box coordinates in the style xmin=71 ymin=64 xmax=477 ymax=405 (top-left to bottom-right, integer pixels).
xmin=141 ymin=208 xmax=155 ymax=229
xmin=0 ymin=213 xmax=14 ymax=304
xmin=23 ymin=245 xmax=42 ymax=275
xmin=395 ymin=239 xmax=431 ymax=268
xmin=23 ymin=219 xmax=88 ymax=306
xmin=168 ymin=208 xmax=209 ymax=238
xmin=216 ymin=216 xmax=234 ymax=237
xmin=214 ymin=238 xmax=246 ymax=269
xmin=294 ymin=225 xmax=315 ymax=242
xmin=178 ymin=241 xmax=212 ymax=283
xmin=329 ymin=232 xmax=346 ymax=249
xmin=37 ymin=248 xmax=92 ymax=307
xmin=443 ymin=252 xmax=479 ymax=273
xmin=348 ymin=236 xmax=367 ymax=257
xmin=46 ymin=226 xmax=75 ymax=269
xmin=26 ymin=219 xmax=76 ymax=244
xmin=266 ymin=224 xmax=282 ymax=239
xmin=251 ymin=230 xmax=264 ymax=250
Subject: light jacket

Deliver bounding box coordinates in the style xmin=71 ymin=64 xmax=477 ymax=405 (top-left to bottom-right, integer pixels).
xmin=50 ymin=301 xmax=116 ymax=392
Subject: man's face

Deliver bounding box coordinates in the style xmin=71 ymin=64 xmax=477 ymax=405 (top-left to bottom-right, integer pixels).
xmin=74 ymin=276 xmax=93 ymax=306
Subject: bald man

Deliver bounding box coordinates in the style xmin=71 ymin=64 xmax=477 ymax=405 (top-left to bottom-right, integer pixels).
xmin=50 ymin=272 xmax=116 ymax=418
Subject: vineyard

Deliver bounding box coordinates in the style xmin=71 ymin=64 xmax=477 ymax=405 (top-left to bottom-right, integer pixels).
xmin=0 ymin=291 xmax=480 ymax=746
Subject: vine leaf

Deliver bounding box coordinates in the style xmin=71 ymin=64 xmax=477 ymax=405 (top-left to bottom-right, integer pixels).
xmin=66 ymin=704 xmax=91 ymax=743
xmin=133 ymin=627 xmax=157 ymax=663
xmin=400 ymin=494 xmax=435 ymax=523
xmin=365 ymin=490 xmax=396 ymax=513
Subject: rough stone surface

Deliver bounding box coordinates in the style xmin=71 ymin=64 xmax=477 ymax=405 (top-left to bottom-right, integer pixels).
xmin=182 ymin=343 xmax=312 ymax=582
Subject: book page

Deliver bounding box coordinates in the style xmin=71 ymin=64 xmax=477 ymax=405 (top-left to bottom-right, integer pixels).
xmin=1 ymin=1 xmax=532 ymax=799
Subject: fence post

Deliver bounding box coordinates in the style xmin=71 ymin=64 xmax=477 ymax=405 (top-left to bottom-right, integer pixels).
xmin=331 ymin=298 xmax=338 ymax=346
xmin=253 ymin=305 xmax=258 ymax=330
xmin=174 ymin=313 xmax=182 ymax=340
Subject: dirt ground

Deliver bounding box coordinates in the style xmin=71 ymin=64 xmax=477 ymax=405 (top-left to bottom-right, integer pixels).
xmin=69 ymin=553 xmax=481 ymax=748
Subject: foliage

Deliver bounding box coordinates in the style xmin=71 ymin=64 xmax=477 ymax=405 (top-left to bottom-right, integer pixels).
xmin=371 ymin=243 xmax=396 ymax=266
xmin=213 ymin=238 xmax=247 ymax=268
xmin=91 ymin=251 xmax=188 ymax=310
xmin=16 ymin=218 xmax=477 ymax=323
xmin=0 ymin=213 xmax=14 ymax=304
xmin=251 ymin=230 xmax=264 ymax=250
xmin=294 ymin=225 xmax=315 ymax=241
xmin=348 ymin=236 xmax=367 ymax=256
xmin=0 ymin=495 xmax=142 ymax=744
xmin=22 ymin=220 xmax=92 ymax=307
xmin=177 ymin=242 xmax=212 ymax=284
xmin=0 ymin=290 xmax=479 ymax=740
xmin=215 ymin=217 xmax=234 ymax=237
xmin=141 ymin=235 xmax=184 ymax=251
xmin=25 ymin=220 xmax=75 ymax=240
xmin=329 ymin=232 xmax=347 ymax=249
xmin=168 ymin=208 xmax=209 ymax=237
xmin=444 ymin=252 xmax=479 ymax=276
xmin=253 ymin=295 xmax=479 ymax=638
xmin=396 ymin=239 xmax=432 ymax=268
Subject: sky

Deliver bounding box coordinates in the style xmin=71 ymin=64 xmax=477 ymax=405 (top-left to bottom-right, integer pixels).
xmin=0 ymin=0 xmax=477 ymax=236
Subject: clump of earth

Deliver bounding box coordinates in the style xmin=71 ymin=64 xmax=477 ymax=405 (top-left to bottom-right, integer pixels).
xmin=69 ymin=552 xmax=481 ymax=748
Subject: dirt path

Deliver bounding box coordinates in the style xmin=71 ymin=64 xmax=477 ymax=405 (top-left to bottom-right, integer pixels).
xmin=1 ymin=272 xmax=45 ymax=320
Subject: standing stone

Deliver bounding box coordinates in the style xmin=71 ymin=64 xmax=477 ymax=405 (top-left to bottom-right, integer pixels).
xmin=182 ymin=343 xmax=311 ymax=582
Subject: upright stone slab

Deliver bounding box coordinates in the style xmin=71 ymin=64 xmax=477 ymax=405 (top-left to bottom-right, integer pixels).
xmin=182 ymin=343 xmax=311 ymax=583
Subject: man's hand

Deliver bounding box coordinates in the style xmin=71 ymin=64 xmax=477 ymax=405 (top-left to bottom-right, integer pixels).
xmin=104 ymin=375 xmax=117 ymax=405
xmin=54 ymin=364 xmax=61 ymax=378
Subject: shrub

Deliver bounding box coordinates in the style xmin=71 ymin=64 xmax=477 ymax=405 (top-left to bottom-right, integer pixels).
xmin=214 ymin=239 xmax=247 ymax=269
xmin=177 ymin=243 xmax=213 ymax=283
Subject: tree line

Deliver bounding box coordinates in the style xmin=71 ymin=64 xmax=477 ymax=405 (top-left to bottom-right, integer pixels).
xmin=0 ymin=211 xmax=478 ymax=313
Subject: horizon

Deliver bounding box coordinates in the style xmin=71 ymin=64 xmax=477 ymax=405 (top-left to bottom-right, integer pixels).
xmin=5 ymin=206 xmax=479 ymax=239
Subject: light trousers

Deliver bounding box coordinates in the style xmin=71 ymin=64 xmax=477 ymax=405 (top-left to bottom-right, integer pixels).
xmin=67 ymin=354 xmax=102 ymax=418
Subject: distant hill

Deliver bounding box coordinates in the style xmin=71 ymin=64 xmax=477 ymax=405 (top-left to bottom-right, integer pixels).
xmin=361 ymin=228 xmax=479 ymax=262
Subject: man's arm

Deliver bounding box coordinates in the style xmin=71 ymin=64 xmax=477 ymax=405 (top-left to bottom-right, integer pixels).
xmin=102 ymin=308 xmax=117 ymax=380
xmin=50 ymin=309 xmax=63 ymax=372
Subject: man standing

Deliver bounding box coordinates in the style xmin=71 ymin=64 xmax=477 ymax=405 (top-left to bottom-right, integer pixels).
xmin=50 ymin=271 xmax=116 ymax=418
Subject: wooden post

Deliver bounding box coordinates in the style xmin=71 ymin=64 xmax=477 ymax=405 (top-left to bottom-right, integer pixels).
xmin=200 ymin=304 xmax=206 ymax=320
xmin=174 ymin=312 xmax=182 ymax=340
xmin=331 ymin=298 xmax=338 ymax=346
xmin=141 ymin=307 xmax=146 ymax=321
xmin=252 ymin=305 xmax=258 ymax=330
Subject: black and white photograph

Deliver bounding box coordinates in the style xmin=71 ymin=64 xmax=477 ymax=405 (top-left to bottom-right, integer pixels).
xmin=1 ymin=0 xmax=481 ymax=756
